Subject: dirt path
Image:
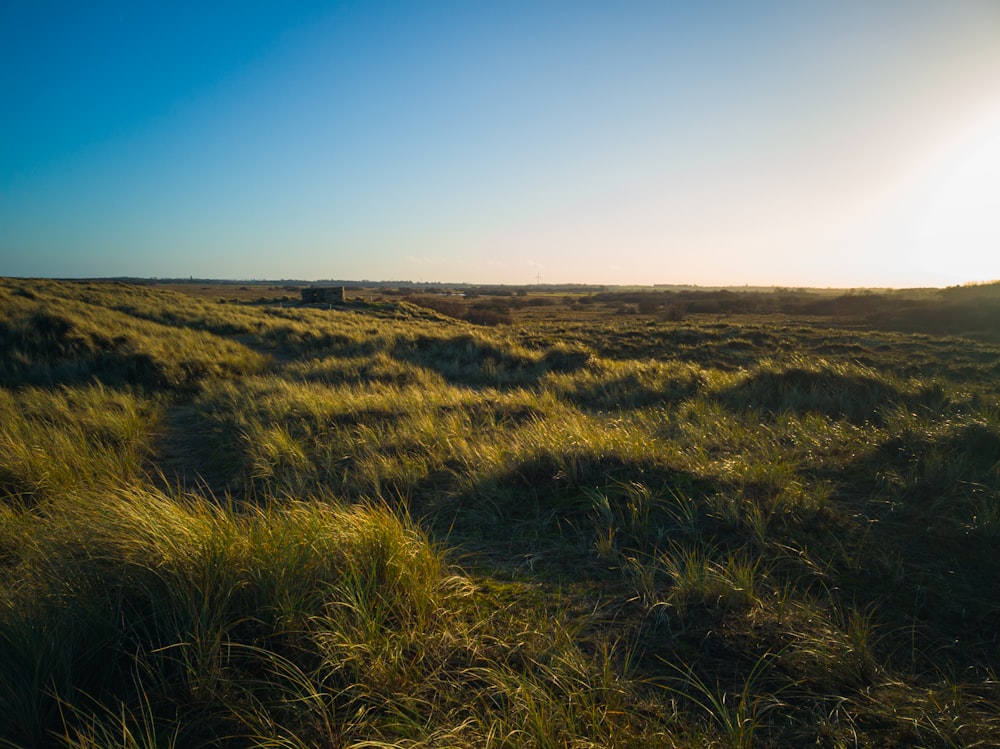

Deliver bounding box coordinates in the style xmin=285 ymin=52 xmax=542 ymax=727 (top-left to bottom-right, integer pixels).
xmin=148 ymin=400 xmax=243 ymax=499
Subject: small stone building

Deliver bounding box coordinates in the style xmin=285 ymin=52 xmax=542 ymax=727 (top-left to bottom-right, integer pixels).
xmin=301 ymin=286 xmax=346 ymax=304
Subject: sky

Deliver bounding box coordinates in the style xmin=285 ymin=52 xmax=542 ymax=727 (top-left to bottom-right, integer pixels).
xmin=2 ymin=1 xmax=999 ymax=288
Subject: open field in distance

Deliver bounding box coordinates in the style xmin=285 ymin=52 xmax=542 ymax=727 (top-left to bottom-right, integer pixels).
xmin=1 ymin=276 xmax=999 ymax=747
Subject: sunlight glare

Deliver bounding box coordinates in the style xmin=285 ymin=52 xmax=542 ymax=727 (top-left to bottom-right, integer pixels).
xmin=909 ymin=114 xmax=1000 ymax=283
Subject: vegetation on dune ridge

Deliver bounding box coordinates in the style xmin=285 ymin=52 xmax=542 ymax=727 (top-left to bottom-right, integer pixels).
xmin=1 ymin=276 xmax=999 ymax=748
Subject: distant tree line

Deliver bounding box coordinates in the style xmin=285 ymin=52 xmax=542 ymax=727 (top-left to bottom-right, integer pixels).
xmin=399 ymin=281 xmax=1000 ymax=337
xmin=578 ymin=284 xmax=1000 ymax=337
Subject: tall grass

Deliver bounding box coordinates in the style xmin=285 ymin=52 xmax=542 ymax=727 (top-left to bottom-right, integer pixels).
xmin=0 ymin=486 xmax=668 ymax=747
xmin=2 ymin=277 xmax=1000 ymax=747
xmin=0 ymin=384 xmax=161 ymax=503
xmin=0 ymin=280 xmax=269 ymax=390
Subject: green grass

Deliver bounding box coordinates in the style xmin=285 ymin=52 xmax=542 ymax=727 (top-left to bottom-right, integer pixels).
xmin=0 ymin=383 xmax=161 ymax=504
xmin=2 ymin=277 xmax=999 ymax=747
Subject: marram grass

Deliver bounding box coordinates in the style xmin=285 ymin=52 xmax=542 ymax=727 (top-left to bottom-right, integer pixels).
xmin=2 ymin=277 xmax=1000 ymax=747
xmin=0 ymin=486 xmax=664 ymax=748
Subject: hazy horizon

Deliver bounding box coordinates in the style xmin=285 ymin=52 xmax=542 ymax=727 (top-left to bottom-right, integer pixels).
xmin=5 ymin=274 xmax=988 ymax=293
xmin=3 ymin=2 xmax=999 ymax=288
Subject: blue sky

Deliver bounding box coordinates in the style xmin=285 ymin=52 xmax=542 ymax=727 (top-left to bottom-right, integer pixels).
xmin=3 ymin=1 xmax=999 ymax=286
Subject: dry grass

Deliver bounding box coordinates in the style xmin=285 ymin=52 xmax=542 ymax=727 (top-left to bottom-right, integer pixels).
xmin=2 ymin=277 xmax=999 ymax=747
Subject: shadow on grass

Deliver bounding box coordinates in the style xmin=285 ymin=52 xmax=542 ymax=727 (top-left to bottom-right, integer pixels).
xmin=716 ymin=367 xmax=947 ymax=425
xmin=419 ymin=451 xmax=717 ymax=578
xmin=392 ymin=333 xmax=589 ymax=389
xmin=814 ymin=420 xmax=1000 ymax=669
xmin=0 ymin=313 xmax=171 ymax=391
xmin=583 ymin=326 xmax=780 ymax=370
xmin=558 ymin=370 xmax=704 ymax=412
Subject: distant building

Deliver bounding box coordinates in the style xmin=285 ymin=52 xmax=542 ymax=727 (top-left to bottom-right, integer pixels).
xmin=301 ymin=286 xmax=346 ymax=304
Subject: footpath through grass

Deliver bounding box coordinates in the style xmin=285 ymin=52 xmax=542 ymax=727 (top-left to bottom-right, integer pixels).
xmin=1 ymin=277 xmax=999 ymax=747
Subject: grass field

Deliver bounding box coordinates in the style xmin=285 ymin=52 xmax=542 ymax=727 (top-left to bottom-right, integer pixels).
xmin=2 ymin=276 xmax=999 ymax=747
